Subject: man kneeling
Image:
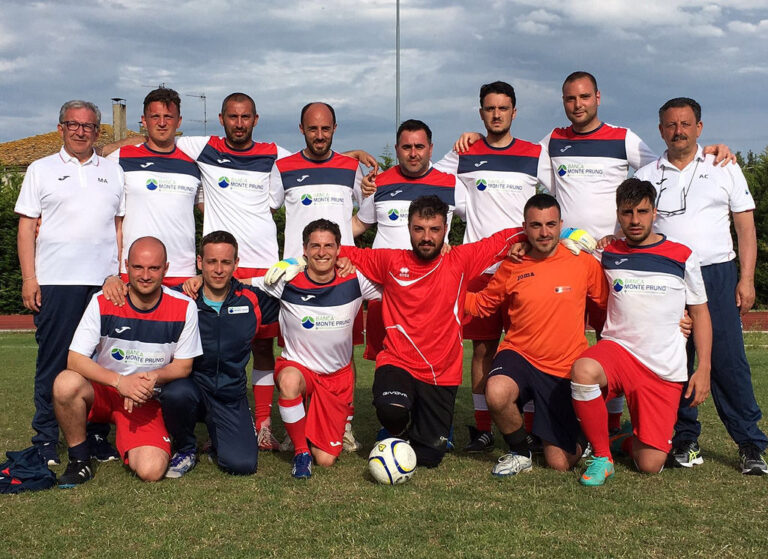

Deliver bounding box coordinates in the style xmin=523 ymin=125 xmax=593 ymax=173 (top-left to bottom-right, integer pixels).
xmin=53 ymin=237 xmax=202 ymax=487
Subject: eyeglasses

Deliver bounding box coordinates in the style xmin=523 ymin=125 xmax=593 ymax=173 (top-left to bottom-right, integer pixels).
xmin=655 ymin=160 xmax=699 ymax=217
xmin=61 ymin=121 xmax=99 ymax=133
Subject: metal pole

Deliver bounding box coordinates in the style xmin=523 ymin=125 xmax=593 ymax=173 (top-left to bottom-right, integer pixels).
xmin=396 ymin=0 xmax=400 ymax=134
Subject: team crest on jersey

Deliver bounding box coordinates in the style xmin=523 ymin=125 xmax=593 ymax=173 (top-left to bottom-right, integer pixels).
xmin=218 ymin=176 xmax=230 ymax=188
xmin=388 ymin=209 xmax=400 ymax=221
xmin=301 ymin=194 xmax=313 ymax=206
xmin=557 ymin=163 xmax=603 ymax=177
xmin=111 ymin=347 xmax=125 ymax=361
xmin=300 ymin=313 xmax=350 ymax=331
xmin=399 ymin=267 xmax=410 ymax=278
xmin=613 ymin=278 xmax=667 ymax=295
xmin=476 ymin=179 xmax=487 ymax=191
xmin=146 ymin=178 xmax=158 ymax=191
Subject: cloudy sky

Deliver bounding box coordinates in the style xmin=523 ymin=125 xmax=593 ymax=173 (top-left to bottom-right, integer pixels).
xmin=1 ymin=1 xmax=766 ymax=161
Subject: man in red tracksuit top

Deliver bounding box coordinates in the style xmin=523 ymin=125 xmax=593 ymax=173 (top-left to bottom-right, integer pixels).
xmin=342 ymin=195 xmax=524 ymax=467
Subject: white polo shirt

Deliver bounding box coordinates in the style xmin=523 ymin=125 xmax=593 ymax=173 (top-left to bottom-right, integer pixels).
xmin=634 ymin=145 xmax=755 ymax=266
xmin=15 ymin=148 xmax=125 ymax=285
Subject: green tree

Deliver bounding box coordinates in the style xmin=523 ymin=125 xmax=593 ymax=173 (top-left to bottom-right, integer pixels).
xmin=0 ymin=167 xmax=25 ymax=314
xmin=741 ymin=148 xmax=768 ymax=308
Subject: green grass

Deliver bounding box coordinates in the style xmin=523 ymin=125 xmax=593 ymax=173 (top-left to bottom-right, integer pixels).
xmin=1 ymin=331 xmax=768 ymax=558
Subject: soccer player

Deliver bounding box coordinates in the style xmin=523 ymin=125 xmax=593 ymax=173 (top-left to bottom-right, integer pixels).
xmin=432 ymin=81 xmax=551 ymax=452
xmin=253 ymin=219 xmax=380 ymax=478
xmin=343 ymin=195 xmax=524 ymax=468
xmin=465 ymin=193 xmax=609 ymax=476
xmin=52 ymin=237 xmax=202 ymax=487
xmin=635 ymin=97 xmax=768 ymax=474
xmin=160 ymin=231 xmax=279 ymax=478
xmin=15 ymin=100 xmax=124 ymax=465
xmin=571 ymin=178 xmax=712 ymax=485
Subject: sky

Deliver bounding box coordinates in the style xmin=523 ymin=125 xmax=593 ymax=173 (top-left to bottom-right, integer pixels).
xmin=1 ymin=0 xmax=766 ymax=162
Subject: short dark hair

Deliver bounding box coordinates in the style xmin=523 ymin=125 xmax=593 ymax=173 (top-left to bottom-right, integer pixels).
xmin=616 ymin=178 xmax=657 ymax=210
xmin=303 ymin=219 xmax=341 ymax=246
xmin=397 ymin=119 xmax=432 ymax=144
xmin=479 ymin=81 xmax=516 ymax=107
xmin=408 ymin=195 xmax=448 ymax=224
xmin=200 ymin=230 xmax=238 ymax=259
xmin=300 ymin=102 xmax=336 ymax=125
xmin=221 ymin=92 xmax=256 ymax=115
xmin=143 ymin=87 xmax=181 ymax=114
xmin=658 ymin=97 xmax=701 ymax=123
xmin=524 ymin=193 xmax=561 ymax=220
xmin=562 ymin=71 xmax=598 ymax=93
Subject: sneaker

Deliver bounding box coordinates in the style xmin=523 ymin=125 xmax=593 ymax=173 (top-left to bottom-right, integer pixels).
xmin=375 ymin=427 xmax=392 ymax=442
xmin=581 ymin=442 xmax=593 ymax=459
xmin=342 ymin=423 xmax=363 ymax=452
xmin=491 ymin=451 xmax=533 ymax=477
xmin=579 ymin=456 xmax=615 ymax=486
xmin=669 ymin=440 xmax=703 ymax=468
xmin=464 ymin=425 xmax=495 ymax=453
xmin=279 ymin=434 xmax=295 ymax=453
xmin=88 ymin=434 xmax=119 ymax=462
xmin=609 ymin=421 xmax=633 ymax=457
xmin=165 ymin=450 xmax=197 ymax=479
xmin=58 ymin=459 xmax=94 ymax=488
xmin=739 ymin=443 xmax=768 ymax=476
xmin=445 ymin=424 xmax=455 ymax=452
xmin=526 ymin=432 xmax=543 ymax=454
xmin=36 ymin=442 xmax=60 ymax=467
xmin=257 ymin=423 xmax=280 ymax=451
xmin=292 ymin=451 xmax=312 ymax=479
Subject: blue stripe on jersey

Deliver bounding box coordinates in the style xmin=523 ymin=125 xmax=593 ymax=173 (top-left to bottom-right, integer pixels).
xmin=119 ymin=157 xmax=201 ymax=178
xmin=548 ymin=138 xmax=627 ymax=160
xmin=281 ymin=167 xmax=356 ymax=190
xmin=373 ymin=183 xmax=456 ymax=205
xmin=100 ymin=315 xmax=186 ymax=344
xmin=282 ymin=278 xmax=362 ymax=307
xmin=457 ymin=154 xmax=538 ymax=176
xmin=197 ymin=145 xmax=275 ymax=172
xmin=602 ymin=251 xmax=685 ymax=279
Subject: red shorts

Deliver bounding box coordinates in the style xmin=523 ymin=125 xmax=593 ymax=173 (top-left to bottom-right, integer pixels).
xmin=87 ymin=382 xmax=171 ymax=463
xmin=462 ymin=273 xmax=508 ymax=341
xmin=234 ymin=268 xmax=279 ymax=339
xmin=581 ymin=340 xmax=683 ymax=452
xmin=363 ymin=300 xmax=384 ymax=361
xmin=119 ymin=273 xmax=194 ymax=288
xmin=275 ymin=358 xmax=354 ymax=457
xmin=279 ymin=306 xmax=363 ymax=348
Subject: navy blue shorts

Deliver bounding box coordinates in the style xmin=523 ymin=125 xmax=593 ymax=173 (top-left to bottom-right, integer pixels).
xmin=489 ymin=349 xmax=581 ymax=454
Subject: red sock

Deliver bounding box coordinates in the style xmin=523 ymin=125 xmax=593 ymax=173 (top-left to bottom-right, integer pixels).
xmin=621 ymin=435 xmax=635 ymax=459
xmin=278 ymin=396 xmax=308 ymax=455
xmin=253 ymin=383 xmax=274 ymax=430
xmin=573 ymin=397 xmax=611 ymax=459
xmin=474 ymin=409 xmax=492 ymax=432
xmin=523 ymin=411 xmax=534 ymax=433
xmin=608 ymin=412 xmax=622 ymax=432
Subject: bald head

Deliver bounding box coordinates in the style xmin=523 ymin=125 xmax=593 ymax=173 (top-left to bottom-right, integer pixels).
xmin=300 ymin=102 xmax=337 ymax=160
xmin=127 ymin=236 xmax=167 ymax=263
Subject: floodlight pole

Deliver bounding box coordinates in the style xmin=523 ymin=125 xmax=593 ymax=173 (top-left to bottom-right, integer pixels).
xmin=396 ymin=0 xmax=400 ymax=134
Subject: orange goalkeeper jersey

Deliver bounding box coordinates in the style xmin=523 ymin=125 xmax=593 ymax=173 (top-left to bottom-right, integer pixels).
xmin=465 ymin=244 xmax=608 ymax=378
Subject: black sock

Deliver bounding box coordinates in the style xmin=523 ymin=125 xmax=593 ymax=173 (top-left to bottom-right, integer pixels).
xmin=502 ymin=427 xmax=530 ymax=456
xmin=68 ymin=441 xmax=90 ymax=462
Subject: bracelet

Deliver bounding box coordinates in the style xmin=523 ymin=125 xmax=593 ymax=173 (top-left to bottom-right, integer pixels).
xmin=22 ymin=275 xmax=36 ymax=281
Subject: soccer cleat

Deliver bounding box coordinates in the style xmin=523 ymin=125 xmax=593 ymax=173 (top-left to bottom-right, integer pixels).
xmin=291 ymin=451 xmax=312 ymax=479
xmin=609 ymin=421 xmax=633 ymax=457
xmin=580 ymin=456 xmax=615 ymax=486
xmin=464 ymin=425 xmax=495 ymax=453
xmin=581 ymin=442 xmax=593 ymax=459
xmin=257 ymin=423 xmax=281 ymax=451
xmin=491 ymin=451 xmax=533 ymax=477
xmin=88 ymin=434 xmax=120 ymax=462
xmin=279 ymin=434 xmax=294 ymax=453
xmin=36 ymin=442 xmax=60 ymax=467
xmin=58 ymin=459 xmax=94 ymax=488
xmin=165 ymin=451 xmax=197 ymax=479
xmin=445 ymin=424 xmax=455 ymax=452
xmin=526 ymin=432 xmax=543 ymax=455
xmin=375 ymin=427 xmax=392 ymax=442
xmin=669 ymin=440 xmax=703 ymax=468
xmin=342 ymin=423 xmax=363 ymax=453
xmin=738 ymin=443 xmax=768 ymax=476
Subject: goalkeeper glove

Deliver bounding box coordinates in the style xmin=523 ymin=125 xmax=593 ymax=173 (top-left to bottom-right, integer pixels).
xmin=560 ymin=227 xmax=597 ymax=255
xmin=264 ymin=256 xmax=306 ymax=286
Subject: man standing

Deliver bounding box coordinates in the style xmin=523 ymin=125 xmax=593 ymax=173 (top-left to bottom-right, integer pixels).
xmin=571 ymin=178 xmax=712 ymax=486
xmin=15 ymin=100 xmax=125 ymax=465
xmin=52 ymin=237 xmax=202 ymax=487
xmin=635 ymin=97 xmax=767 ymax=474
xmin=465 ymin=194 xmax=609 ymax=476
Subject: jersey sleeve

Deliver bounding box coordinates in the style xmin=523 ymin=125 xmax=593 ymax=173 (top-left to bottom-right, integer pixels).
xmin=115 ymin=166 xmax=126 ymax=217
xmin=251 ymin=276 xmax=286 ymax=299
xmin=625 ymin=129 xmax=657 ymax=171
xmin=69 ymin=294 xmax=102 ymax=357
xmin=724 ymin=160 xmax=756 ymax=213
xmin=356 ymin=191 xmax=376 ymax=224
xmin=268 ymin=161 xmax=285 ymax=210
xmin=105 ymin=148 xmax=120 ymax=164
xmin=340 ymin=245 xmax=391 ymax=284
xmin=536 ymin=148 xmax=553 ymax=193
xmin=357 ymin=271 xmax=382 ymax=301
xmin=452 ymin=175 xmax=467 ymax=220
xmin=684 ymin=250 xmax=708 ymax=306
xmin=276 ymin=145 xmax=292 ymax=159
xmin=174 ymin=300 xmax=204 ymax=359
xmin=352 ymin=166 xmax=364 ymax=207
xmin=14 ymin=161 xmax=42 ymax=218
xmin=464 ymin=260 xmax=513 ymax=317
xmin=433 ymin=150 xmax=459 ymax=174
xmin=175 ymin=136 xmax=210 ymax=160
xmin=453 ymin=227 xmax=526 ymax=279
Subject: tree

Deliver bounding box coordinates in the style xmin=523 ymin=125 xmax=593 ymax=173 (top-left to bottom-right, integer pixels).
xmin=740 ymin=148 xmax=768 ymax=308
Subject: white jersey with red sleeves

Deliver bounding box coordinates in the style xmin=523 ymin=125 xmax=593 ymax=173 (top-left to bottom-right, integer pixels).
xmin=540 ymin=123 xmax=656 ymax=239
xmin=635 ymin=146 xmax=755 ymax=266
xmin=108 ymin=144 xmax=201 ymax=276
xmin=435 ymin=137 xmax=550 ymax=242
xmin=341 ymin=227 xmax=525 ymax=386
xmin=70 ymin=286 xmax=203 ymax=377
xmin=270 ymin=150 xmax=363 ymax=258
xmin=253 ymin=272 xmax=380 ymax=374
xmin=600 ymin=236 xmax=707 ymax=382
xmin=176 ymin=136 xmax=290 ymax=268
xmin=356 ymin=166 xmax=466 ymax=249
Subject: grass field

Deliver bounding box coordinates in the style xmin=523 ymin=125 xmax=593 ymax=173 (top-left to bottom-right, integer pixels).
xmin=1 ymin=331 xmax=767 ymax=558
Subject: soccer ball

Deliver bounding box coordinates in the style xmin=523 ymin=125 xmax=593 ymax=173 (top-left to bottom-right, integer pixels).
xmin=368 ymin=438 xmax=417 ymax=485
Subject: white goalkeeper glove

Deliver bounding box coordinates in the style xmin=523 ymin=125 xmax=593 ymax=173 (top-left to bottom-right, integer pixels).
xmin=264 ymin=256 xmax=306 ymax=286
xmin=560 ymin=227 xmax=597 ymax=255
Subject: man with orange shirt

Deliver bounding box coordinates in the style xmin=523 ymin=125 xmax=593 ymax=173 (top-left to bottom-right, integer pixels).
xmin=465 ymin=193 xmax=609 ymax=476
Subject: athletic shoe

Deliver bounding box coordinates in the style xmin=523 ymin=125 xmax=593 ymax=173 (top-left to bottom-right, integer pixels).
xmin=58 ymin=459 xmax=94 ymax=488
xmin=491 ymin=451 xmax=533 ymax=477
xmin=88 ymin=434 xmax=120 ymax=462
xmin=669 ymin=440 xmax=703 ymax=468
xmin=526 ymin=432 xmax=543 ymax=454
xmin=279 ymin=434 xmax=294 ymax=453
xmin=738 ymin=443 xmax=768 ymax=476
xmin=609 ymin=421 xmax=633 ymax=457
xmin=581 ymin=442 xmax=593 ymax=459
xmin=292 ymin=451 xmax=312 ymax=479
xmin=342 ymin=423 xmax=363 ymax=453
xmin=36 ymin=442 xmax=60 ymax=467
xmin=165 ymin=450 xmax=197 ymax=479
xmin=446 ymin=424 xmax=455 ymax=452
xmin=257 ymin=423 xmax=280 ymax=451
xmin=464 ymin=425 xmax=495 ymax=453
xmin=579 ymin=456 xmax=615 ymax=487
xmin=375 ymin=427 xmax=392 ymax=442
